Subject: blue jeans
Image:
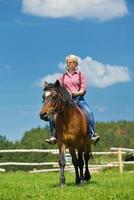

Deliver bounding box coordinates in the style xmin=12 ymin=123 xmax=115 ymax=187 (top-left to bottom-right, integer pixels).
xmin=72 ymin=96 xmax=95 ymax=136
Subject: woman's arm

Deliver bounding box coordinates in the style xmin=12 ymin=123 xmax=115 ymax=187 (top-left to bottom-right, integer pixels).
xmin=72 ymin=90 xmax=86 ymax=97
xmin=72 ymin=72 xmax=86 ymax=97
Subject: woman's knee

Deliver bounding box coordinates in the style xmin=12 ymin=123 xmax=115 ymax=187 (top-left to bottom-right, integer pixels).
xmin=79 ymin=101 xmax=92 ymax=114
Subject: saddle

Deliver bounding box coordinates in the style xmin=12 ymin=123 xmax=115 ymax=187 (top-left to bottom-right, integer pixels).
xmin=75 ymin=105 xmax=89 ymax=134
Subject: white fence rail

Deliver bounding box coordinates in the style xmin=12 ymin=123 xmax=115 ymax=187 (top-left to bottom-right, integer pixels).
xmin=0 ymin=149 xmax=59 ymax=153
xmin=0 ymin=168 xmax=5 ymax=172
xmin=0 ymin=147 xmax=133 ymax=173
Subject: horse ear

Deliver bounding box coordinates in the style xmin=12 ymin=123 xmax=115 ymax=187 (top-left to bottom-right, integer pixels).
xmin=44 ymin=81 xmax=48 ymax=87
xmin=43 ymin=81 xmax=48 ymax=90
xmin=55 ymin=79 xmax=60 ymax=87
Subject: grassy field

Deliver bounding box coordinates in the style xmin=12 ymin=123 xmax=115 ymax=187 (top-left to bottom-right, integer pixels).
xmin=0 ymin=171 xmax=133 ymax=200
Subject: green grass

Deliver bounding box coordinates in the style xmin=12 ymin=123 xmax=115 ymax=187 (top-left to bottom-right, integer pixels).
xmin=0 ymin=171 xmax=134 ymax=200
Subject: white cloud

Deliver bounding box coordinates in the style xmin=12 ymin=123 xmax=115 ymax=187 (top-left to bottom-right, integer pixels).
xmin=36 ymin=56 xmax=131 ymax=88
xmin=79 ymin=56 xmax=131 ymax=88
xmin=22 ymin=0 xmax=128 ymax=21
xmin=35 ymin=73 xmax=62 ymax=87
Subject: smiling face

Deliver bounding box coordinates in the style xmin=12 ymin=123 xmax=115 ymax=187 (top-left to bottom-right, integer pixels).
xmin=66 ymin=58 xmax=78 ymax=72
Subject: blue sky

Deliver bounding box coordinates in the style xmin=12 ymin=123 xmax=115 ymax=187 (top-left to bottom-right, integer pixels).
xmin=0 ymin=0 xmax=134 ymax=141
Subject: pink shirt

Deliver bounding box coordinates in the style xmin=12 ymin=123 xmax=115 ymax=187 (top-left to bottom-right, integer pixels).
xmin=58 ymin=70 xmax=86 ymax=94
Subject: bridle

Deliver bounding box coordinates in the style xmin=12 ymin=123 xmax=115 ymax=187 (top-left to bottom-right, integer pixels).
xmin=43 ymin=89 xmax=70 ymax=116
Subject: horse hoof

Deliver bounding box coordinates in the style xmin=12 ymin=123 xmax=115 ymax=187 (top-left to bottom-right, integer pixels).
xmin=60 ymin=183 xmax=65 ymax=187
xmin=84 ymin=171 xmax=91 ymax=181
xmin=80 ymin=180 xmax=85 ymax=186
xmin=75 ymin=181 xmax=80 ymax=185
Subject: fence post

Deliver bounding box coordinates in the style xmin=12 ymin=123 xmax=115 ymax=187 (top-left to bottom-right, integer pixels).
xmin=118 ymin=148 xmax=123 ymax=173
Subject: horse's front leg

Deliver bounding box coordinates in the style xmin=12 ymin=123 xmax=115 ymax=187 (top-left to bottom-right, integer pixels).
xmin=59 ymin=143 xmax=66 ymax=186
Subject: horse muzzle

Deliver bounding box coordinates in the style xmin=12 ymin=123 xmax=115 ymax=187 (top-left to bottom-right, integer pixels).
xmin=39 ymin=112 xmax=49 ymax=121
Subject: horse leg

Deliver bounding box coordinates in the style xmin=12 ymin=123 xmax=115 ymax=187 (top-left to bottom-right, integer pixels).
xmin=84 ymin=152 xmax=91 ymax=181
xmin=78 ymin=150 xmax=85 ymax=184
xmin=69 ymin=148 xmax=80 ymax=185
xmin=59 ymin=144 xmax=66 ymax=186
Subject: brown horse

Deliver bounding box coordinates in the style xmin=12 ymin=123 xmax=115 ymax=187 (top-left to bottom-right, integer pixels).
xmin=40 ymin=80 xmax=93 ymax=185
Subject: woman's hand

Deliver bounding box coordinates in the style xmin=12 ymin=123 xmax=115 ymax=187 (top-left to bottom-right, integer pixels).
xmin=72 ymin=90 xmax=86 ymax=97
xmin=68 ymin=91 xmax=72 ymax=97
xmin=72 ymin=92 xmax=78 ymax=97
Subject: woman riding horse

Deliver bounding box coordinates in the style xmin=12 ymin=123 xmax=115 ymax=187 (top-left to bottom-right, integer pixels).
xmin=45 ymin=54 xmax=100 ymax=145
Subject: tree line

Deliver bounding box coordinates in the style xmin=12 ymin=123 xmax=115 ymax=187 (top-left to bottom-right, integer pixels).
xmin=0 ymin=120 xmax=134 ymax=171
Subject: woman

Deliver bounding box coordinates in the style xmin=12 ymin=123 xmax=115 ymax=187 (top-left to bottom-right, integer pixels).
xmin=45 ymin=54 xmax=100 ymax=144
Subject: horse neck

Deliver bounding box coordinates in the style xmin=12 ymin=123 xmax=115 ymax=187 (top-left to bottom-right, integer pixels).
xmin=62 ymin=103 xmax=77 ymax=119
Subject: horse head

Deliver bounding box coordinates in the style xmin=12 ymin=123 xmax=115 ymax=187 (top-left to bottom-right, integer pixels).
xmin=39 ymin=80 xmax=72 ymax=121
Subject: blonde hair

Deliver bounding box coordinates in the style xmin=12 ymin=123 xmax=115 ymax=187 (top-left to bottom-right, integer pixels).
xmin=65 ymin=54 xmax=79 ymax=65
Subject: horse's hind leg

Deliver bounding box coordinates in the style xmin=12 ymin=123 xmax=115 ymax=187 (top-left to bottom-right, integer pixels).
xmin=78 ymin=150 xmax=85 ymax=184
xmin=59 ymin=144 xmax=66 ymax=186
xmin=69 ymin=148 xmax=80 ymax=185
xmin=84 ymin=152 xmax=91 ymax=181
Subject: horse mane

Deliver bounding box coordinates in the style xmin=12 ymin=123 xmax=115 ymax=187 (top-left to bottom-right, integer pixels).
xmin=44 ymin=80 xmax=72 ymax=106
xmin=57 ymin=85 xmax=72 ymax=106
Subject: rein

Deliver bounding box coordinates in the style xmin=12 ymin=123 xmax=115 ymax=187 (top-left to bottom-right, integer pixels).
xmin=48 ymin=93 xmax=70 ymax=115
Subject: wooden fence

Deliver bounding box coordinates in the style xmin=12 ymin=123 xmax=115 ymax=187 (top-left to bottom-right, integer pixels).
xmin=0 ymin=147 xmax=133 ymax=173
xmin=110 ymin=147 xmax=134 ymax=173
